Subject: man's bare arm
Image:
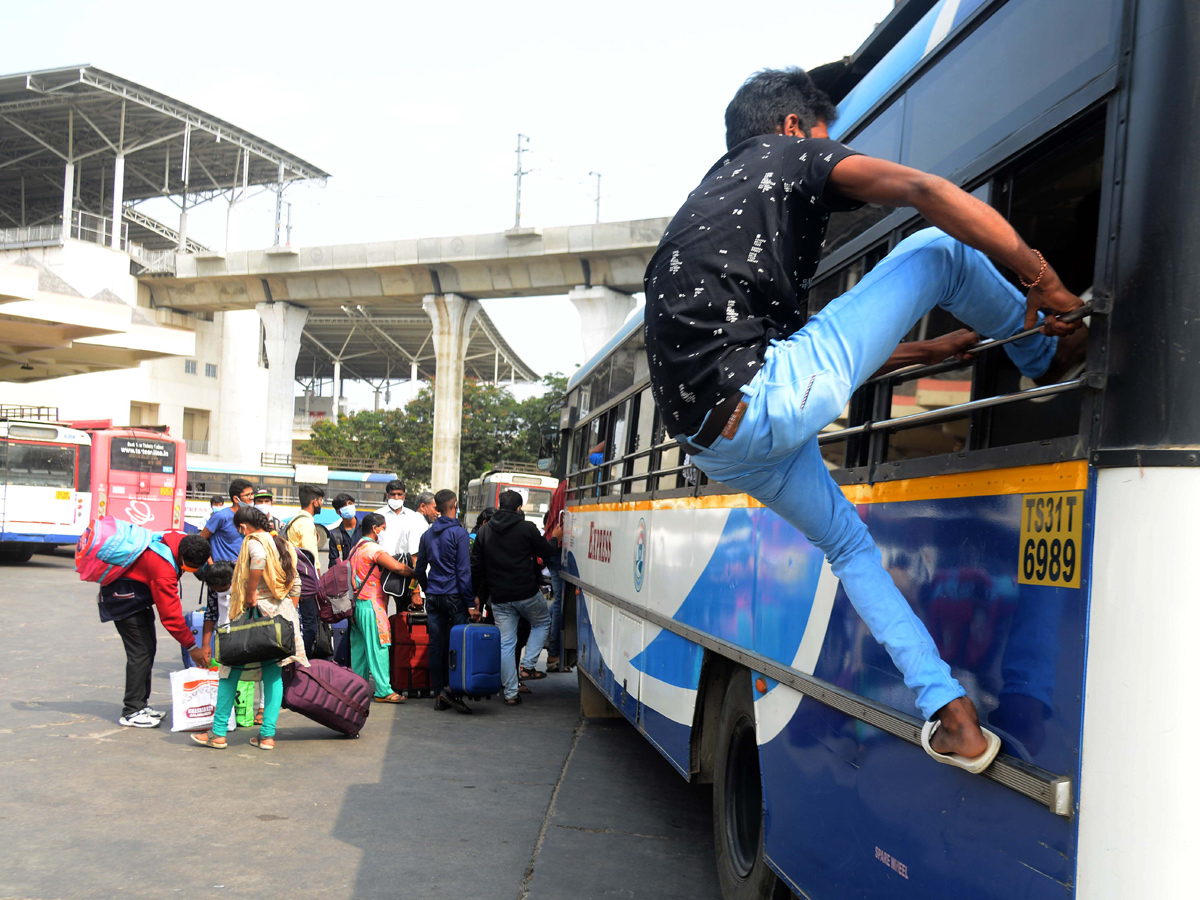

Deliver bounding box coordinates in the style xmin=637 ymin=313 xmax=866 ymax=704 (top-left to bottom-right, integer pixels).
xmin=828 ymin=156 xmax=1083 ymax=334
xmin=872 ymin=328 xmax=978 ymax=379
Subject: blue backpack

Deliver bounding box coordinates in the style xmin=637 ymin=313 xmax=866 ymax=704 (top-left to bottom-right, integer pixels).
xmin=76 ymin=516 xmax=175 ymax=585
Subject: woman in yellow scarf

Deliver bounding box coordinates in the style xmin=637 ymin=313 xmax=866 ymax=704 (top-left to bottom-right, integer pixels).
xmin=192 ymin=507 xmax=308 ymax=750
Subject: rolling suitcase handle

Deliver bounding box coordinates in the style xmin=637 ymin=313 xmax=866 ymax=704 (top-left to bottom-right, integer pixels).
xmin=449 ymin=649 xmax=457 ymax=671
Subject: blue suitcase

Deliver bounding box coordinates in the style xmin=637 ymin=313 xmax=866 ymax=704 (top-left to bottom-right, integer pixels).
xmin=448 ymin=624 xmax=502 ymax=697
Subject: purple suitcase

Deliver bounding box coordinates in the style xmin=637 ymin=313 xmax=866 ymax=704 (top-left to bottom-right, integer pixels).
xmin=281 ymin=659 xmax=372 ymax=737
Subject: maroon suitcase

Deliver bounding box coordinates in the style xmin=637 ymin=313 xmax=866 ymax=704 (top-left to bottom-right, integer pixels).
xmin=282 ymin=659 xmax=372 ymax=737
xmin=390 ymin=612 xmax=432 ymax=698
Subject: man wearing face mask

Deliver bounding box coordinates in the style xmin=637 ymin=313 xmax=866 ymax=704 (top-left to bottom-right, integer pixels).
xmin=284 ymin=484 xmax=325 ymax=569
xmin=328 ymin=492 xmax=362 ymax=569
xmin=252 ymin=488 xmax=283 ymax=535
xmin=376 ymin=481 xmax=430 ymax=608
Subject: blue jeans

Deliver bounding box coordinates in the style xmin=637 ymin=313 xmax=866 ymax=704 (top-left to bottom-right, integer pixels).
xmin=298 ymin=597 xmax=320 ymax=659
xmin=425 ymin=593 xmax=470 ymax=697
xmin=493 ymin=593 xmax=551 ymax=700
xmin=683 ymin=229 xmax=1057 ymax=720
xmin=548 ymin=567 xmax=564 ymax=658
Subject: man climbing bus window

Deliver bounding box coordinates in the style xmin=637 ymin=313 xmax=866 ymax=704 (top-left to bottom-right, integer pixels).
xmin=643 ymin=67 xmax=1087 ymax=773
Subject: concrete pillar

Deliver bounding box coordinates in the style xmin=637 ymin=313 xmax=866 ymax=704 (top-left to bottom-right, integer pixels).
xmin=61 ymin=162 xmax=74 ymax=232
xmin=256 ymin=301 xmax=309 ymax=456
xmin=332 ymin=358 xmax=341 ymax=423
xmin=422 ymin=292 xmax=478 ymax=494
xmin=110 ymin=155 xmax=125 ymax=249
xmin=568 ymin=285 xmax=635 ymax=362
xmin=410 ymin=358 xmax=419 ymax=404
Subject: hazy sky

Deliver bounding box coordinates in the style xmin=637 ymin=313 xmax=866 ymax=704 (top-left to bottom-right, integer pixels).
xmin=8 ymin=0 xmax=894 ymax=405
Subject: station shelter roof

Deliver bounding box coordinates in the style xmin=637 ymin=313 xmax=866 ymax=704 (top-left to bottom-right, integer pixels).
xmin=0 ymin=66 xmax=328 ymax=251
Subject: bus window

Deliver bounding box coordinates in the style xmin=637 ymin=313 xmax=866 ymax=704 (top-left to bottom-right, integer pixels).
xmin=602 ymin=400 xmax=630 ymax=498
xmin=627 ymin=388 xmax=656 ymax=495
xmin=110 ymin=437 xmax=177 ymax=474
xmin=76 ymin=444 xmax=91 ymax=493
xmin=653 ymin=416 xmax=688 ymax=492
xmin=2 ymin=442 xmax=75 ymax=487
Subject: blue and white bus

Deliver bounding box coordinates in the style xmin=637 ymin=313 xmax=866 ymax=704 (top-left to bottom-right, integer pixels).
xmin=559 ymin=1 xmax=1195 ymax=897
xmin=0 ymin=417 xmax=92 ymax=562
xmin=184 ymin=461 xmax=397 ymax=539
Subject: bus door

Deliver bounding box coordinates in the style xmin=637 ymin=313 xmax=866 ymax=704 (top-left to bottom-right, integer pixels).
xmin=93 ymin=430 xmax=187 ymax=530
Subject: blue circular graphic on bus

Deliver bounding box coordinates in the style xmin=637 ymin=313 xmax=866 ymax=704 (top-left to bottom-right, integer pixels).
xmin=634 ymin=518 xmax=646 ymax=591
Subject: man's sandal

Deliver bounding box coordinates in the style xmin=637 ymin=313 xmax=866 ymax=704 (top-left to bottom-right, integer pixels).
xmin=191 ymin=732 xmax=226 ymax=750
xmin=519 ymin=667 xmax=547 ymax=681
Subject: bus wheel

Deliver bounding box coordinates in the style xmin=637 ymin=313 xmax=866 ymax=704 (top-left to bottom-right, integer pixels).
xmin=713 ymin=669 xmax=784 ymax=900
xmin=0 ymin=546 xmax=35 ymax=563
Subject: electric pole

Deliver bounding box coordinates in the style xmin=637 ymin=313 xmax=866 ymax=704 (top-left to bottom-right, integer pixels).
xmin=514 ymin=134 xmax=532 ymax=228
xmin=589 ymin=171 xmax=602 ymax=223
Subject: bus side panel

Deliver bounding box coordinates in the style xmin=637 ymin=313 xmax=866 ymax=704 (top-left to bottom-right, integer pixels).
xmin=758 ymin=488 xmax=1090 ymax=899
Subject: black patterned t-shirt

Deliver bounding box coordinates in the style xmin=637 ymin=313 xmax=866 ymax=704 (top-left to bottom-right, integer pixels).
xmin=643 ymin=135 xmax=863 ymax=435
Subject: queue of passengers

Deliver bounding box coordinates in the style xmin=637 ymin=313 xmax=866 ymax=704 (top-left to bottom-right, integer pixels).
xmin=102 ymin=475 xmax=565 ymax=748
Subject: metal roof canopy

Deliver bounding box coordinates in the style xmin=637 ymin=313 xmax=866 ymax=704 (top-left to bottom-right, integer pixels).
xmin=297 ymin=303 xmax=539 ymax=386
xmin=0 ymin=65 xmax=329 ymax=249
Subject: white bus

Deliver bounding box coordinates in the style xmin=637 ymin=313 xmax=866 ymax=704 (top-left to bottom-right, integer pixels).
xmin=464 ymin=463 xmax=558 ymax=525
xmin=0 ymin=417 xmax=92 ymax=562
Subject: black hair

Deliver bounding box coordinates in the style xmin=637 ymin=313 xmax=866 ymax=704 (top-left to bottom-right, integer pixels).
xmin=233 ymin=506 xmax=295 ymax=582
xmin=498 ymin=490 xmax=523 ymax=512
xmin=209 ymin=494 xmax=224 ymax=506
xmin=203 ymin=560 xmax=234 ymax=590
xmin=298 ymin=484 xmax=325 ymax=509
xmin=178 ymin=534 xmax=211 ymax=569
xmin=473 ymin=507 xmax=495 ymax=533
xmin=229 ymin=478 xmax=253 ymax=502
xmin=385 ymin=479 xmax=406 ymax=495
xmin=332 ymin=492 xmax=356 ymax=511
xmin=724 ymin=67 xmax=838 ymax=150
xmin=434 ymin=489 xmax=457 ymax=515
xmin=361 ymin=511 xmax=386 ymax=535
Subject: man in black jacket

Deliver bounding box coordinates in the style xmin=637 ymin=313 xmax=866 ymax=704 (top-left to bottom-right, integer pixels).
xmin=472 ymin=490 xmax=563 ymax=705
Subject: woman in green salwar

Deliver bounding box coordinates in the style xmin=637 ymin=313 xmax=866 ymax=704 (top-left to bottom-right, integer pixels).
xmin=349 ymin=512 xmax=413 ymax=703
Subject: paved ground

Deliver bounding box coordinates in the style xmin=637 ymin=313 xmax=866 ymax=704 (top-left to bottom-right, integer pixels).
xmin=0 ymin=550 xmax=722 ymax=900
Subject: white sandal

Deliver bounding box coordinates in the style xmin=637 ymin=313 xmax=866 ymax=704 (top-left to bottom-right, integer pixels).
xmin=920 ymin=720 xmax=1001 ymax=774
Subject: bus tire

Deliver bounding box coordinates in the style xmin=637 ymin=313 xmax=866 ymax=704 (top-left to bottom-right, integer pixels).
xmin=0 ymin=546 xmax=35 ymax=563
xmin=713 ymin=668 xmax=785 ymax=900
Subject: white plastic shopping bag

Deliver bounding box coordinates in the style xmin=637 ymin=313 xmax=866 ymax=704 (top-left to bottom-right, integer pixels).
xmin=169 ymin=668 xmax=237 ymax=733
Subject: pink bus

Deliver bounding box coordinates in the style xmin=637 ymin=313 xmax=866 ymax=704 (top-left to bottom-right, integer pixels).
xmin=88 ymin=427 xmax=187 ymax=531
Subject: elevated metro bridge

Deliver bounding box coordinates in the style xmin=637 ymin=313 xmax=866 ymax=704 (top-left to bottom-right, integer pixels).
xmin=140 ymin=218 xmax=668 ymax=489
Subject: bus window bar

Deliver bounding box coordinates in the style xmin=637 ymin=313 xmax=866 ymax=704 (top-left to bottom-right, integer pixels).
xmin=565 ymin=464 xmax=698 ymax=500
xmin=819 ymin=378 xmax=1085 ymax=445
xmin=561 ymin=572 xmax=1072 ymax=817
xmin=868 ymin=301 xmax=1093 ymax=387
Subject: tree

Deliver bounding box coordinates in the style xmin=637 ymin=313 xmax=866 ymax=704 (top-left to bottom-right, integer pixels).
xmin=299 ymin=375 xmax=569 ymax=492
xmin=514 ymin=372 xmax=569 ymax=462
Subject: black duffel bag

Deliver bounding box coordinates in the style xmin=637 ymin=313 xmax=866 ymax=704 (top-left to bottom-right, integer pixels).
xmin=216 ymin=609 xmax=296 ymax=667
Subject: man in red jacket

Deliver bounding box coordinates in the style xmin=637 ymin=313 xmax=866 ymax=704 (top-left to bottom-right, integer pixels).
xmin=99 ymin=532 xmax=211 ymax=728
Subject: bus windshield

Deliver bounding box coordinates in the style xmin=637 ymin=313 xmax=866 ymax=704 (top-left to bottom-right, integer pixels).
xmin=109 ymin=437 xmax=177 ymax=474
xmin=0 ymin=441 xmax=76 ymax=488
